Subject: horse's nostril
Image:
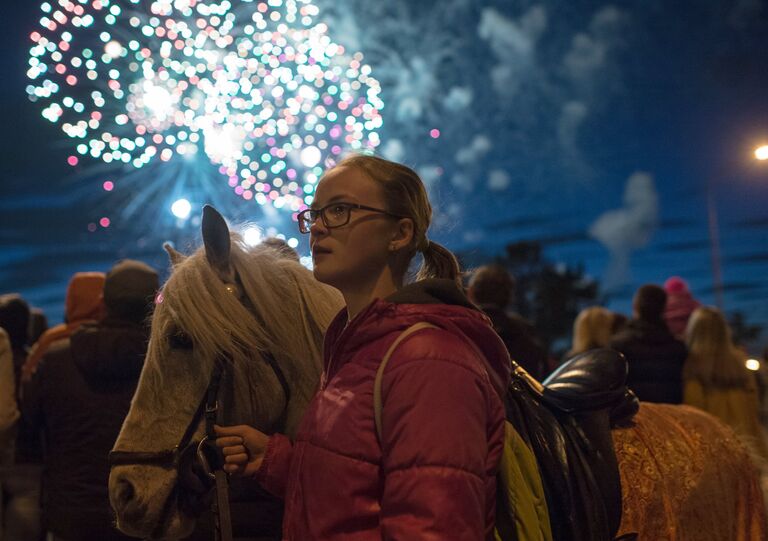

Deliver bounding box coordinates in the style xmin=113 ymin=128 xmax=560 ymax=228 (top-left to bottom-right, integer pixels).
xmin=109 ymin=474 xmax=156 ymax=538
xmin=110 ymin=477 xmax=138 ymax=516
xmin=114 ymin=477 xmax=136 ymax=509
xmin=113 ymin=477 xmax=151 ymax=527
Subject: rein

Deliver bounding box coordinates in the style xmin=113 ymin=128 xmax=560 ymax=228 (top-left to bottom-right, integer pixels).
xmin=203 ymin=358 xmax=232 ymax=541
xmin=109 ymin=349 xmax=291 ymax=541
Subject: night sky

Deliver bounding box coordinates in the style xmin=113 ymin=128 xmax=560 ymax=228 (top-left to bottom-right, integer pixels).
xmin=1 ymin=0 xmax=767 ymax=352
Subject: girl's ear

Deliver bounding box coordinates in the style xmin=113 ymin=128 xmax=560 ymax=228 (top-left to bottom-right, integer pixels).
xmin=389 ymin=218 xmax=415 ymax=251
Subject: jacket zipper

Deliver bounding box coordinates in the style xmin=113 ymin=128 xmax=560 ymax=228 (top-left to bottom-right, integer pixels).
xmin=320 ymin=303 xmax=378 ymax=389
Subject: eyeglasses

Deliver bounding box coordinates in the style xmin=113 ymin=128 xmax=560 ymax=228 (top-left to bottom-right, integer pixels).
xmin=297 ymin=202 xmax=403 ymax=234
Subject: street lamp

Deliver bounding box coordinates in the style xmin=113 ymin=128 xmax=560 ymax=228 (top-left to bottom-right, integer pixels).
xmin=708 ymin=145 xmax=768 ymax=309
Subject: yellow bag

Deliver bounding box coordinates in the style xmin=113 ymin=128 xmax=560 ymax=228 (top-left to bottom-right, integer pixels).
xmin=495 ymin=421 xmax=552 ymax=541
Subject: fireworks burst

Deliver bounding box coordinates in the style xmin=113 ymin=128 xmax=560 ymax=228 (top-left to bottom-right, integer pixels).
xmin=26 ymin=0 xmax=384 ymax=216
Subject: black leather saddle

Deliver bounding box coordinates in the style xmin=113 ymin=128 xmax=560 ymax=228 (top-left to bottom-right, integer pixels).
xmin=501 ymin=348 xmax=639 ymax=541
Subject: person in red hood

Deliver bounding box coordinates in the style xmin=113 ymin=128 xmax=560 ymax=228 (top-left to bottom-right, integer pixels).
xmin=216 ymin=154 xmax=511 ymax=540
xmin=663 ymin=276 xmax=701 ymax=340
xmin=21 ymin=272 xmax=106 ymax=382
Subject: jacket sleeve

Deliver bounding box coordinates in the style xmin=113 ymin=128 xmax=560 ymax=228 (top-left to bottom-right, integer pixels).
xmin=0 ymin=332 xmax=20 ymax=434
xmin=379 ymin=332 xmax=500 ymax=541
xmin=253 ymin=432 xmax=294 ymax=499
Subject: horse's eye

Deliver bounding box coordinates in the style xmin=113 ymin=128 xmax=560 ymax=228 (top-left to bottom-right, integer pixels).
xmin=169 ymin=331 xmax=193 ymax=350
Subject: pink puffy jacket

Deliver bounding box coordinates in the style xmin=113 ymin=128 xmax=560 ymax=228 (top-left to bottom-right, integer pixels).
xmin=254 ymin=279 xmax=511 ymax=540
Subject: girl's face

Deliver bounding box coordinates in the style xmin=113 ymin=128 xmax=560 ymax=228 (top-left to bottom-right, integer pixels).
xmin=309 ymin=166 xmax=398 ymax=291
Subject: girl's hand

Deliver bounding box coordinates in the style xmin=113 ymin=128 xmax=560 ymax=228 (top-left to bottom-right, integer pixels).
xmin=214 ymin=424 xmax=270 ymax=477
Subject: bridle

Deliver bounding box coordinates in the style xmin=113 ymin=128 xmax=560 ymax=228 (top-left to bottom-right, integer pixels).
xmin=109 ymin=348 xmax=291 ymax=541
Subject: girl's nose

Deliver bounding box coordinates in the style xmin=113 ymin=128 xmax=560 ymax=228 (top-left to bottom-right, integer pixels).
xmin=310 ymin=216 xmax=328 ymax=236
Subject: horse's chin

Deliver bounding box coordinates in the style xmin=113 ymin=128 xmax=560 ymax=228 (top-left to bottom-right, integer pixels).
xmin=109 ymin=465 xmax=196 ymax=540
xmin=116 ymin=507 xmax=195 ymax=541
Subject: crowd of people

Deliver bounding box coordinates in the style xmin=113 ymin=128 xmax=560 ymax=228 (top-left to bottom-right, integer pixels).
xmin=1 ymin=261 xmax=159 ymax=540
xmin=564 ymin=277 xmax=768 ymax=461
xmin=1 ymin=154 xmax=766 ymax=540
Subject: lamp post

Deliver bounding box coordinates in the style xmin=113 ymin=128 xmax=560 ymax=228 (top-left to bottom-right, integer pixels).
xmin=708 ymin=144 xmax=768 ymax=309
xmin=707 ymin=180 xmax=724 ymax=309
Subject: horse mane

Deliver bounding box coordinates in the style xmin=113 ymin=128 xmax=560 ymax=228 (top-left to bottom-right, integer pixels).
xmin=150 ymin=233 xmax=343 ymax=398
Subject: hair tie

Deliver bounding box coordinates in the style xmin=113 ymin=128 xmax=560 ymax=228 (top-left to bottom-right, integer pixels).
xmin=418 ymin=237 xmax=431 ymax=252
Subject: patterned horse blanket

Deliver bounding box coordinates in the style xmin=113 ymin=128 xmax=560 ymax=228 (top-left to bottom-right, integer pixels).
xmin=614 ymin=403 xmax=766 ymax=541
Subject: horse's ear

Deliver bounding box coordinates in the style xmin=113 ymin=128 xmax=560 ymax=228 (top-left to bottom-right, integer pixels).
xmin=163 ymin=242 xmax=186 ymax=267
xmin=202 ymin=205 xmax=235 ymax=283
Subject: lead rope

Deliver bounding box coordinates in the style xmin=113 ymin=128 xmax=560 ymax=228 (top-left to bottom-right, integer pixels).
xmin=205 ymin=361 xmax=233 ymax=541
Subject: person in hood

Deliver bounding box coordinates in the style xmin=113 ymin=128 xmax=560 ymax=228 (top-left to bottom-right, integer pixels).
xmin=663 ymin=276 xmax=701 ymax=340
xmin=216 ymin=154 xmax=511 ymax=540
xmin=23 ymin=260 xmax=158 ymax=541
xmin=21 ymin=272 xmax=106 ymax=382
xmin=609 ymin=284 xmax=687 ymax=404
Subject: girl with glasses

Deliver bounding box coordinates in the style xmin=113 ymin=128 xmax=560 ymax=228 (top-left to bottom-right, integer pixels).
xmin=216 ymin=154 xmax=511 ymax=540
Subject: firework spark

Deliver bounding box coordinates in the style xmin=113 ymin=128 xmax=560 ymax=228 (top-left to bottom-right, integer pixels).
xmin=26 ymin=0 xmax=384 ymax=215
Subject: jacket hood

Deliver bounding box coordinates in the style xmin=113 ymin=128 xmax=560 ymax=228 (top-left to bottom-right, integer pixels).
xmin=70 ymin=319 xmax=147 ymax=383
xmin=65 ymin=272 xmax=106 ymax=323
xmin=324 ymin=278 xmax=511 ymax=388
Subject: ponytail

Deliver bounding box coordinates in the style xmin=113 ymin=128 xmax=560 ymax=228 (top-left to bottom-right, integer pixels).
xmin=416 ymin=240 xmax=462 ymax=289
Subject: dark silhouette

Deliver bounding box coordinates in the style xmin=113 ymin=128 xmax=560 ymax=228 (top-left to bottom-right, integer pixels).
xmin=609 ymin=284 xmax=687 ymax=404
xmin=27 ymin=309 xmax=48 ymax=347
xmin=467 ymin=264 xmax=547 ymax=380
xmin=464 ymin=241 xmax=600 ymax=354
xmin=610 ymin=312 xmax=628 ymax=337
xmin=0 ymin=293 xmax=42 ymax=541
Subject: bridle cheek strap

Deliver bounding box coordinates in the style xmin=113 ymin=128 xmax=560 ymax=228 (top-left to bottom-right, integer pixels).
xmin=108 ymin=359 xmax=232 ymax=541
xmin=203 ymin=360 xmax=233 ymax=541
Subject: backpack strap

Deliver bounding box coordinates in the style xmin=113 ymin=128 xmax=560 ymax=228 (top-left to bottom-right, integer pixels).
xmin=373 ymin=322 xmax=438 ymax=442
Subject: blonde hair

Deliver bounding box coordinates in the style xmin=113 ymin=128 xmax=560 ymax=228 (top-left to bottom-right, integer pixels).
xmin=336 ymin=154 xmax=461 ymax=288
xmin=569 ymin=306 xmax=614 ymax=356
xmin=683 ymin=306 xmax=751 ymax=388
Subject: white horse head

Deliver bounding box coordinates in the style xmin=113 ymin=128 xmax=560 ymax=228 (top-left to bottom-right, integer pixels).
xmin=109 ymin=206 xmax=342 ymax=539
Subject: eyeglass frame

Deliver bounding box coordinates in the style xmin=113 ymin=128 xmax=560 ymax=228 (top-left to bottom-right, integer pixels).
xmin=297 ymin=202 xmax=405 ymax=234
